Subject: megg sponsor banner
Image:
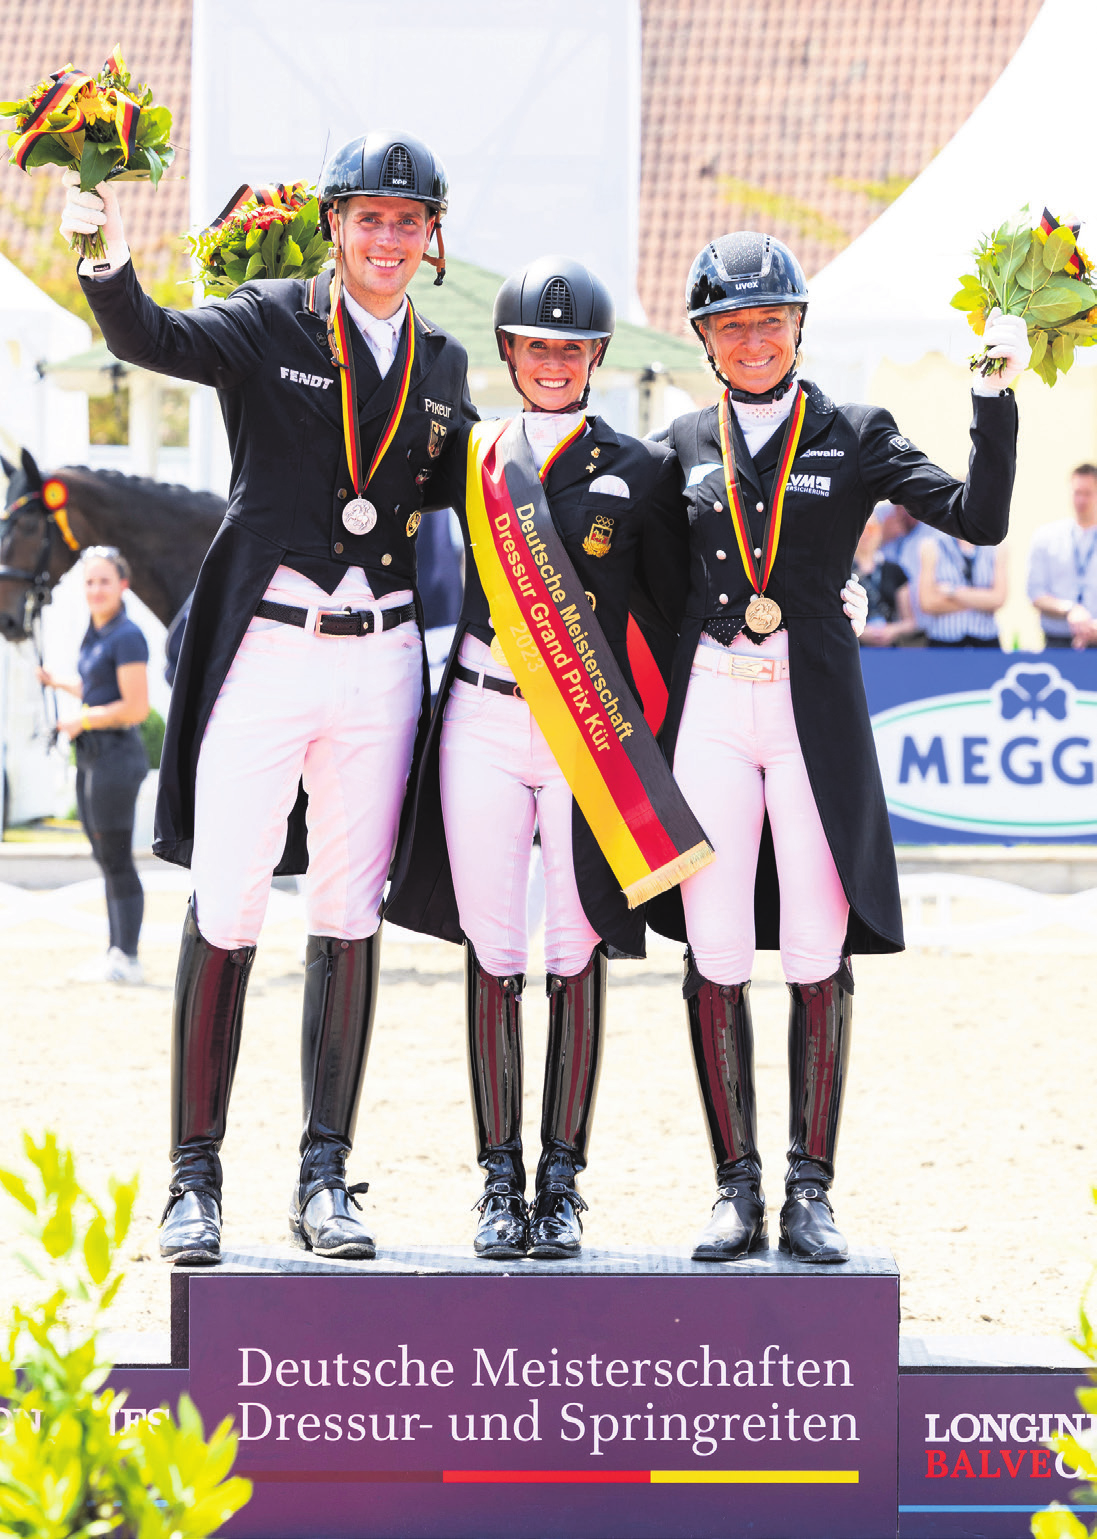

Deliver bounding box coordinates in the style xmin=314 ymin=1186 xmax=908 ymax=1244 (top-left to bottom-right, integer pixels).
xmin=860 ymin=651 xmax=1097 ymax=844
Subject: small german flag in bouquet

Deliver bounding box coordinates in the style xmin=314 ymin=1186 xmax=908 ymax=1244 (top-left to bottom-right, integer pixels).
xmin=952 ymin=208 xmax=1097 ymax=386
xmin=0 ymin=47 xmax=175 ymax=262
xmin=188 ymin=183 xmax=331 ymax=297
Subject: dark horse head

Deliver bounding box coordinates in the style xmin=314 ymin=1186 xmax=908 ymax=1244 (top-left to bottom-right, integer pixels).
xmin=0 ymin=449 xmax=80 ymax=642
xmin=0 ymin=449 xmax=226 ymax=640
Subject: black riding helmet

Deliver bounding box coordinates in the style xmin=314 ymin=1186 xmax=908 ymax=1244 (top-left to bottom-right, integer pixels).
xmin=686 ymin=232 xmax=808 ymax=397
xmin=318 ymin=132 xmax=449 ymax=282
xmin=493 ymin=255 xmax=615 ymax=411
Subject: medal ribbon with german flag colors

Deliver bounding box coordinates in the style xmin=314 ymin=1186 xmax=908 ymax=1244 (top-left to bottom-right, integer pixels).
xmin=717 ymin=386 xmax=806 ymax=601
xmin=328 ymin=279 xmax=416 ymax=504
xmin=465 ymin=416 xmax=714 ymax=908
xmin=534 ymin=416 xmax=587 ymax=483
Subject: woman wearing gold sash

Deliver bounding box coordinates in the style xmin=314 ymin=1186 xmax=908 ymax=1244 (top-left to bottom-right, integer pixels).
xmin=645 ymin=232 xmax=1026 ymax=1265
xmin=389 ymin=256 xmax=698 ymax=1261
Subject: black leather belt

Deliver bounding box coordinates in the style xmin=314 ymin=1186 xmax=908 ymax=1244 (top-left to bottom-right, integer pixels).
xmin=454 ymin=662 xmax=523 ymax=699
xmin=255 ymin=599 xmax=416 ymax=637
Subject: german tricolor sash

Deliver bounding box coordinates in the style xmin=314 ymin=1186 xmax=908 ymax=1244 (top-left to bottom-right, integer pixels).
xmin=465 ymin=417 xmax=714 ymax=908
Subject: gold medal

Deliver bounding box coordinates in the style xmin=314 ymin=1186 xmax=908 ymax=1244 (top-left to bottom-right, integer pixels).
xmin=745 ymin=594 xmax=782 ymax=634
xmin=405 ymin=510 xmax=422 ymax=538
xmin=490 ymin=633 xmax=508 ymax=666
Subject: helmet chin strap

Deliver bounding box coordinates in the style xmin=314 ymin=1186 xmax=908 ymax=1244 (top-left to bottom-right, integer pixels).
xmin=503 ymin=337 xmax=607 ymax=414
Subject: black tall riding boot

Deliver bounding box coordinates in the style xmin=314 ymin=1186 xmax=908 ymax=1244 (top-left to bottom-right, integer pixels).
xmin=289 ymin=932 xmax=380 ymax=1259
xmin=780 ymin=960 xmax=854 ymax=1264
xmin=529 ymin=945 xmax=606 ymax=1260
xmin=466 ymin=945 xmax=527 ymax=1260
xmin=160 ymin=898 xmax=254 ymax=1265
xmin=685 ymin=954 xmax=767 ymax=1261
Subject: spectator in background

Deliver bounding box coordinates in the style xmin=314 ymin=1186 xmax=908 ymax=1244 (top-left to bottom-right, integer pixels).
xmin=919 ymin=532 xmax=1007 ymax=647
xmin=37 ymin=547 xmax=150 ymax=981
xmin=1026 ymin=462 xmax=1097 ymax=649
xmin=877 ymin=500 xmax=930 ymax=642
xmin=853 ymin=518 xmax=919 ymax=647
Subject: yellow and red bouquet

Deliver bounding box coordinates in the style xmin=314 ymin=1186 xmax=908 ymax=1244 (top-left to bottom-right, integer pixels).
xmin=188 ymin=183 xmax=331 ymax=297
xmin=0 ymin=46 xmax=175 ymax=261
xmin=952 ymin=208 xmax=1097 ymax=386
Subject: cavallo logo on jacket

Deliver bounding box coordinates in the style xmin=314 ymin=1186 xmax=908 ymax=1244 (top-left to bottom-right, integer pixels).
xmin=870 ymin=662 xmax=1097 ymax=837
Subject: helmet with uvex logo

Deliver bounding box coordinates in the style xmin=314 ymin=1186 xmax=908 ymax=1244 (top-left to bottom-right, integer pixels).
xmin=686 ymin=232 xmax=808 ymax=336
xmin=317 ymin=131 xmax=449 ymax=239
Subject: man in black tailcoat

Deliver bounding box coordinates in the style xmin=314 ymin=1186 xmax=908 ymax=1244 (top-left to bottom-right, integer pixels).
xmin=61 ymin=132 xmax=474 ymax=1265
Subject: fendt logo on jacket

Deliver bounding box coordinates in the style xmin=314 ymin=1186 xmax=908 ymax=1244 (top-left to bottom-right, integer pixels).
xmin=279 ymin=366 xmax=334 ymax=390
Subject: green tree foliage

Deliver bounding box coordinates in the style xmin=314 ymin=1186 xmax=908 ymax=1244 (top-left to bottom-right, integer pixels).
xmin=718 ymin=177 xmax=850 ymax=249
xmin=0 ymin=1132 xmax=251 ymax=1537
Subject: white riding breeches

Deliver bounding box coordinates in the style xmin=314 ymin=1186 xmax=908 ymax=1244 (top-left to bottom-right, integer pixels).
xmin=191 ymin=566 xmax=422 ymax=950
xmin=439 ymin=635 xmax=600 ymax=980
xmin=673 ymin=632 xmax=849 ymax=986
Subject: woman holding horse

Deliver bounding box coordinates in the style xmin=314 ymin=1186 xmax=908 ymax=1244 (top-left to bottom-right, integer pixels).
xmin=37 ymin=546 xmax=149 ymax=982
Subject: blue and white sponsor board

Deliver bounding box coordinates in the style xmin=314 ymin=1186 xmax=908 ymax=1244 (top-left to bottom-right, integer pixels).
xmin=859 ymin=651 xmax=1097 ymax=845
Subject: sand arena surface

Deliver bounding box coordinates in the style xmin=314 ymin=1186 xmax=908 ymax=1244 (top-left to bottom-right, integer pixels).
xmin=0 ymin=879 xmax=1094 ymax=1345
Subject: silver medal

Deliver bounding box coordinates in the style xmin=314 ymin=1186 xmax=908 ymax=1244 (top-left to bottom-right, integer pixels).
xmin=342 ymin=497 xmax=377 ymax=536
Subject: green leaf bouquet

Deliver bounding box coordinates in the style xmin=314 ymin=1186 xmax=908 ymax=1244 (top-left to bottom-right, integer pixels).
xmin=951 ymin=208 xmax=1097 ymax=386
xmin=188 ymin=182 xmax=332 ymax=297
xmin=0 ymin=46 xmax=175 ymax=262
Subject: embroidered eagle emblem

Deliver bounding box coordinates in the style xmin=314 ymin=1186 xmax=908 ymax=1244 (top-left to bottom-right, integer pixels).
xmin=582 ymin=515 xmax=614 ymax=558
xmin=428 ymin=420 xmax=448 ymax=459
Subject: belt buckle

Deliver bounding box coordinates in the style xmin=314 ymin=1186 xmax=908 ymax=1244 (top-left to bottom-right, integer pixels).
xmin=731 ymin=656 xmax=767 ymax=682
xmin=314 ymin=606 xmax=367 ymax=638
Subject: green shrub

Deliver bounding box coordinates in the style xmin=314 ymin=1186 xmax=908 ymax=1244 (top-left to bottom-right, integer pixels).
xmin=0 ymin=1132 xmax=251 ymax=1537
xmin=138 ymin=709 xmax=166 ymax=772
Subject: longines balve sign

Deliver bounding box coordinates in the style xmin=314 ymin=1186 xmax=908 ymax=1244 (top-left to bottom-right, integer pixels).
xmin=860 ymin=653 xmax=1097 ymax=844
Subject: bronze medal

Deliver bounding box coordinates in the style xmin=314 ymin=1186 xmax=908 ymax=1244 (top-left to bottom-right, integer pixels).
xmin=342 ymin=497 xmax=377 ymax=535
xmin=490 ymin=633 xmax=508 ymax=666
xmin=745 ymin=594 xmax=782 ymax=635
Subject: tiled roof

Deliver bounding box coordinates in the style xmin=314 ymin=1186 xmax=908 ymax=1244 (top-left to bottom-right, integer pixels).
xmin=638 ymin=0 xmax=1045 ymax=335
xmin=0 ymin=0 xmax=191 ymax=281
xmin=0 ymin=0 xmax=1044 ymax=337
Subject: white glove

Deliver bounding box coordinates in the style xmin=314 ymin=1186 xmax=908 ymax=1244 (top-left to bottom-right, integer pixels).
xmin=972 ymin=307 xmax=1031 ymax=395
xmin=60 ymin=168 xmax=130 ymax=276
xmin=841 ymin=573 xmax=868 ymax=637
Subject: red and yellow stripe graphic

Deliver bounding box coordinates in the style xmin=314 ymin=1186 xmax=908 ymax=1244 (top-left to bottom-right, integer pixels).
xmin=1040 ymin=208 xmax=1085 ymax=277
xmin=329 ymin=282 xmax=416 ymax=498
xmin=248 ymin=1466 xmax=859 ymax=1485
xmin=718 ymin=385 xmax=806 ymax=599
xmin=466 ymin=418 xmax=713 ymax=907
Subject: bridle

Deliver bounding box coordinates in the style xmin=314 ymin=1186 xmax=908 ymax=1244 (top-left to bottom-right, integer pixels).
xmin=0 ymin=477 xmax=81 ymax=741
xmin=0 ymin=478 xmax=81 ymax=623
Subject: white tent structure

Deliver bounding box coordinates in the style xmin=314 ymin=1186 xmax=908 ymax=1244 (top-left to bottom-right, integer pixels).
xmin=0 ymin=255 xmax=91 ymax=827
xmin=804 ymin=0 xmax=1097 ymax=403
xmin=0 ymin=250 xmax=89 ymax=468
